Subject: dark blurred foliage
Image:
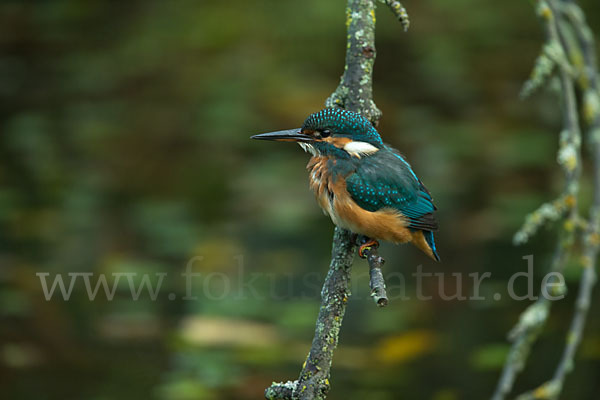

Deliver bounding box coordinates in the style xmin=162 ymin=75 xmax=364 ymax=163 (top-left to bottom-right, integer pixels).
xmin=1 ymin=1 xmax=600 ymax=399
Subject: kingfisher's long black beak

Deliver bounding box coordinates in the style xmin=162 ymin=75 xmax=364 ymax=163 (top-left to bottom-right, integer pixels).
xmin=251 ymin=129 xmax=314 ymax=142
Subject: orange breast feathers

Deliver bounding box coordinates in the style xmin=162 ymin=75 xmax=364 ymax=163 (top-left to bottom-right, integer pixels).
xmin=306 ymin=156 xmax=413 ymax=244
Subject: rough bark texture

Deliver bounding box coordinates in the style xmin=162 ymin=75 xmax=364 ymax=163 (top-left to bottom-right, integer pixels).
xmin=362 ymin=245 xmax=388 ymax=307
xmin=265 ymin=1 xmax=392 ymax=399
xmin=292 ymin=228 xmax=357 ymax=399
xmin=326 ymin=0 xmax=382 ymax=123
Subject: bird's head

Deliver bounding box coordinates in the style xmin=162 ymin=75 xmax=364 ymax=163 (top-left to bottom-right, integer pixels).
xmin=252 ymin=108 xmax=383 ymax=159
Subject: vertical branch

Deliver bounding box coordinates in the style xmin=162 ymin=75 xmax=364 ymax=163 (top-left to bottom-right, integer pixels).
xmin=326 ymin=0 xmax=382 ymax=123
xmin=266 ymin=1 xmax=407 ymax=398
xmin=292 ymin=229 xmax=356 ymax=399
xmin=542 ymin=2 xmax=600 ymax=398
xmin=491 ymin=3 xmax=581 ymax=398
xmin=265 ymin=229 xmax=357 ymax=400
xmin=492 ymin=1 xmax=600 ymax=399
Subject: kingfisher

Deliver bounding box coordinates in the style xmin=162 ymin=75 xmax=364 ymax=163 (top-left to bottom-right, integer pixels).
xmin=251 ymin=108 xmax=440 ymax=261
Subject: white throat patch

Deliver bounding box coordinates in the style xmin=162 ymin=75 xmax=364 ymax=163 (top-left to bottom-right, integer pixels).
xmin=298 ymin=142 xmax=318 ymax=156
xmin=343 ymin=141 xmax=379 ymax=158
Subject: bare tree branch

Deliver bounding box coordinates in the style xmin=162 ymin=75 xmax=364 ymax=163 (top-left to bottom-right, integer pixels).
xmin=492 ymin=1 xmax=599 ymax=399
xmin=266 ymin=0 xmax=407 ymax=398
xmin=551 ymin=0 xmax=600 ymax=391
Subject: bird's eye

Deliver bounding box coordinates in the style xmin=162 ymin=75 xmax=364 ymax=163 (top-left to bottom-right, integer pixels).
xmin=321 ymin=129 xmax=331 ymax=138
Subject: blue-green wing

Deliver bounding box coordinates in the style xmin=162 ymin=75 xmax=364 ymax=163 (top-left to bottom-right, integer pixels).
xmin=345 ymin=149 xmax=438 ymax=231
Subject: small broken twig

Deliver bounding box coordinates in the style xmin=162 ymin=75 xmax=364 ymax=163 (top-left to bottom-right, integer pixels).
xmin=380 ymin=0 xmax=410 ymax=32
xmin=265 ymin=381 xmax=294 ymax=400
xmin=360 ymin=245 xmax=388 ymax=307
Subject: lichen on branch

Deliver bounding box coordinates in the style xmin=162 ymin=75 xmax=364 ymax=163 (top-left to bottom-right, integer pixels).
xmin=492 ymin=1 xmax=600 ymax=399
xmin=326 ymin=0 xmax=382 ymax=124
xmin=265 ymin=1 xmax=409 ymax=398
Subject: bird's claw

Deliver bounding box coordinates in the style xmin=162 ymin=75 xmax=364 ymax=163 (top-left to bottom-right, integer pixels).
xmin=358 ymin=239 xmax=379 ymax=259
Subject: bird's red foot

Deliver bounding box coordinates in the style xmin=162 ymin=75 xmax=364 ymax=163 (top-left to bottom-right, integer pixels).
xmin=358 ymin=239 xmax=379 ymax=259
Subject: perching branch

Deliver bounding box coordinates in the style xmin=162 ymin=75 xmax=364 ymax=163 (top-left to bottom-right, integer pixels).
xmin=266 ymin=1 xmax=407 ymax=399
xmin=265 ymin=229 xmax=356 ymax=400
xmin=325 ymin=1 xmax=382 ymax=123
xmin=491 ymin=1 xmax=600 ymax=399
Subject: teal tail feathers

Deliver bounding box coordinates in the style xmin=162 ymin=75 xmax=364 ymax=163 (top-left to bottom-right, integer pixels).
xmin=423 ymin=230 xmax=440 ymax=262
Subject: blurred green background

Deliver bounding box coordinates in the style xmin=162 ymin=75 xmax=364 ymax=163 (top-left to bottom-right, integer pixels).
xmin=1 ymin=1 xmax=600 ymax=399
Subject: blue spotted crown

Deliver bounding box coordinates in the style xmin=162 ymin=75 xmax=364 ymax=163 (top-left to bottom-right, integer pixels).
xmin=302 ymin=108 xmax=383 ymax=145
